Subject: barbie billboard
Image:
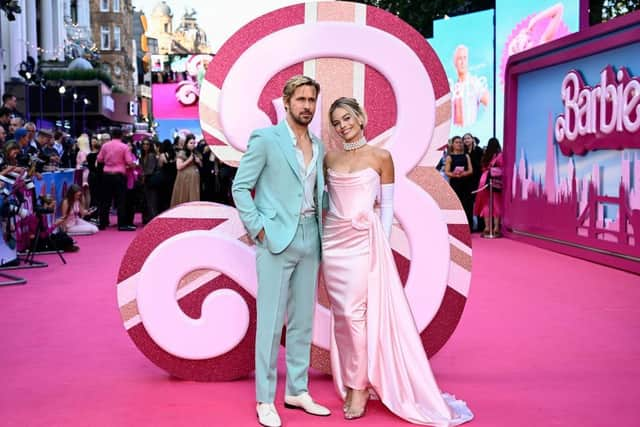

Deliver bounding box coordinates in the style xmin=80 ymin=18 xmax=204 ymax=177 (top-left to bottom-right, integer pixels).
xmin=429 ymin=10 xmax=494 ymax=145
xmin=503 ymin=11 xmax=640 ymax=274
xmin=496 ymin=0 xmax=580 ymax=141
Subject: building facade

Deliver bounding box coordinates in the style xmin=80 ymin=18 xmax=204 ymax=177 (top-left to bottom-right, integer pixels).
xmin=0 ymin=0 xmax=71 ymax=99
xmin=89 ymin=0 xmax=136 ymax=94
xmin=145 ymin=1 xmax=210 ymax=54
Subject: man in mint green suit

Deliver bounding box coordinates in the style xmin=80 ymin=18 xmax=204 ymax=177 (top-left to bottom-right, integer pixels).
xmin=232 ymin=75 xmax=331 ymax=427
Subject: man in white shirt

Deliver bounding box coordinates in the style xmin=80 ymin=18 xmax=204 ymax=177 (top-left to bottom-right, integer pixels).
xmin=232 ymin=75 xmax=330 ymax=427
xmin=451 ymin=44 xmax=490 ymax=128
xmin=53 ymin=131 xmax=65 ymax=157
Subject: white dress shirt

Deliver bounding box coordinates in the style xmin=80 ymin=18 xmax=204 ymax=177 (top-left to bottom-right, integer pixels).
xmin=285 ymin=121 xmax=318 ymax=217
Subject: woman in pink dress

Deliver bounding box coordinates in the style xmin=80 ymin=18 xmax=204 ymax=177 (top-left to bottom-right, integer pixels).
xmin=56 ymin=184 xmax=98 ymax=235
xmin=322 ymin=97 xmax=473 ymax=425
xmin=473 ymin=138 xmax=503 ymax=235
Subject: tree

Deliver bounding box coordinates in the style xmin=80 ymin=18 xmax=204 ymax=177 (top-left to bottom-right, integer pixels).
xmin=590 ymin=0 xmax=640 ymax=24
xmin=353 ymin=0 xmax=495 ymax=38
xmin=357 ymin=0 xmax=640 ymax=35
xmin=0 ymin=0 xmax=21 ymax=21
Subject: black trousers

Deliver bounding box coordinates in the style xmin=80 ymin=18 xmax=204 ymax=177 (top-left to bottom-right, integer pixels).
xmin=99 ymin=173 xmax=127 ymax=227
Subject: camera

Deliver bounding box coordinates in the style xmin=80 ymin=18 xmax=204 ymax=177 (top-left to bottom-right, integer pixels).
xmin=0 ymin=197 xmax=29 ymax=219
xmin=35 ymin=195 xmax=55 ymax=215
xmin=0 ymin=175 xmax=34 ymax=220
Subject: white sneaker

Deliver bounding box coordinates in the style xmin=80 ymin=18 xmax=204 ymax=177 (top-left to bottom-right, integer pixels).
xmin=256 ymin=403 xmax=281 ymax=427
xmin=284 ymin=392 xmax=331 ymax=416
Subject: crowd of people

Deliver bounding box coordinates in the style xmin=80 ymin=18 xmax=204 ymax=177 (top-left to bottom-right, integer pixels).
xmin=438 ymin=132 xmax=503 ymax=235
xmin=0 ymin=93 xmax=236 ymax=252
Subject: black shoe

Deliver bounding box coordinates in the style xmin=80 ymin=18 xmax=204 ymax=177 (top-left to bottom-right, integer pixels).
xmin=98 ymin=224 xmax=108 ymax=230
xmin=117 ymin=225 xmax=137 ymax=231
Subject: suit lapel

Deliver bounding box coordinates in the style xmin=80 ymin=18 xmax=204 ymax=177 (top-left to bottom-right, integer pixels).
xmin=274 ymin=121 xmax=302 ymax=181
xmin=311 ymin=133 xmax=325 ymax=206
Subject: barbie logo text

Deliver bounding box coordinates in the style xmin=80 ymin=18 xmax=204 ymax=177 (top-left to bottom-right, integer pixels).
xmin=554 ymin=66 xmax=640 ymax=156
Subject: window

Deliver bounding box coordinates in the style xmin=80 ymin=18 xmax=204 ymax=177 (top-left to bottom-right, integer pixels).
xmin=71 ymin=0 xmax=78 ymax=24
xmin=113 ymin=0 xmax=120 ymax=12
xmin=113 ymin=26 xmax=121 ymax=51
xmin=100 ymin=0 xmax=109 ymax=12
xmin=163 ymin=23 xmax=169 ymax=33
xmin=100 ymin=26 xmax=110 ymax=50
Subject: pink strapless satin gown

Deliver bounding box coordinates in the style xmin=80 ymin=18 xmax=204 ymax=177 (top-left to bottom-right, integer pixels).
xmin=322 ymin=167 xmax=473 ymax=426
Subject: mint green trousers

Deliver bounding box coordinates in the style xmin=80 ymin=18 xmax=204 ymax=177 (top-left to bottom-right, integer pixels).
xmin=254 ymin=216 xmax=320 ymax=403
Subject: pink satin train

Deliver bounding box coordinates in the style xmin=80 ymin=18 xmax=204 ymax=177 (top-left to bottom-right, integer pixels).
xmin=322 ymin=167 xmax=473 ymax=426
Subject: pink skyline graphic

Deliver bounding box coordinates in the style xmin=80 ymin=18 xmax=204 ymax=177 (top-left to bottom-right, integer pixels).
xmin=510 ymin=116 xmax=640 ymax=257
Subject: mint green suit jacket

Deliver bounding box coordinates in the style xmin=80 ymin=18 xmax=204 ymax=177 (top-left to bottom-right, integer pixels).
xmin=231 ymin=120 xmax=325 ymax=254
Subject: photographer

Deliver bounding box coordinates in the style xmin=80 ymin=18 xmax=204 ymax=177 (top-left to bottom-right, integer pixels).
xmin=39 ymin=130 xmax=61 ymax=171
xmin=13 ymin=128 xmax=43 ymax=178
xmin=0 ymin=142 xmax=26 ymax=177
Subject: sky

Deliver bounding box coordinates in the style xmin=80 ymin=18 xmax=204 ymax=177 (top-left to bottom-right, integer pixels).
xmin=132 ymin=0 xmax=330 ymax=53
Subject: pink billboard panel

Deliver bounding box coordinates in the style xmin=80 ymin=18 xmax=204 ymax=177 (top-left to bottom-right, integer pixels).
xmin=503 ymin=12 xmax=640 ymax=274
xmin=151 ymin=54 xmax=213 ymax=119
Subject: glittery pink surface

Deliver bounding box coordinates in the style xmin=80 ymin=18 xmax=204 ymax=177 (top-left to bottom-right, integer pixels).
xmin=118 ymin=203 xmax=258 ymax=381
xmin=448 ymin=223 xmax=473 ymax=247
xmin=364 ymin=64 xmax=397 ymax=141
xmin=129 ymin=270 xmax=257 ymax=381
xmin=258 ymin=64 xmax=304 ymax=124
xmin=206 ymin=5 xmax=304 ymax=89
xmin=126 ymin=2 xmax=471 ymax=382
xmin=132 ymin=274 xmax=257 ymax=382
xmin=421 ymin=287 xmax=467 ymax=357
xmin=316 ymin=58 xmax=356 ymax=147
xmin=318 ymin=0 xmax=356 ymax=21
xmin=203 ymin=4 xmax=305 ymax=147
xmin=366 ymin=6 xmax=450 ymax=100
xmin=117 ymin=217 xmax=225 ymax=283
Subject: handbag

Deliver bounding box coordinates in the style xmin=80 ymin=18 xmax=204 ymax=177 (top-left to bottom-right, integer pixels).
xmin=489 ymin=167 xmax=503 ymax=191
xmin=50 ymin=230 xmax=75 ymax=250
xmin=147 ymin=170 xmax=164 ymax=189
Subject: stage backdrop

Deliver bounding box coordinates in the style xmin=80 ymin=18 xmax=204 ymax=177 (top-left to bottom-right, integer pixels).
xmin=496 ymin=0 xmax=580 ymax=142
xmin=503 ymin=11 xmax=640 ymax=274
xmin=151 ymin=54 xmax=213 ymax=141
xmin=429 ymin=9 xmax=494 ymax=146
xmin=117 ymin=1 xmax=473 ymax=381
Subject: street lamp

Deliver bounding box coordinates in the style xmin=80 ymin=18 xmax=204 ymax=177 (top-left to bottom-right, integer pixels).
xmin=72 ymin=90 xmax=78 ymax=136
xmin=36 ymin=71 xmax=46 ymax=128
xmin=58 ymin=83 xmax=66 ymax=130
xmin=18 ymin=57 xmax=36 ymax=121
xmin=82 ymin=97 xmax=90 ymax=133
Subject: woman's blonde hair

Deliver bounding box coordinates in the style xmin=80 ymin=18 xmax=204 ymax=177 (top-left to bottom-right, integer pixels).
xmin=76 ymin=133 xmax=90 ymax=153
xmin=328 ymin=97 xmax=367 ymax=129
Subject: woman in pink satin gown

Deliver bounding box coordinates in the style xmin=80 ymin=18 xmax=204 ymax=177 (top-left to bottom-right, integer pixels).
xmin=322 ymin=98 xmax=473 ymax=425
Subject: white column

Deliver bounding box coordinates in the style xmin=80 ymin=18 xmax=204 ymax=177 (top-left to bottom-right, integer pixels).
xmin=8 ymin=0 xmax=27 ymax=78
xmin=26 ymin=0 xmax=38 ymax=63
xmin=0 ymin=15 xmax=8 ymax=99
xmin=40 ymin=0 xmax=54 ymax=61
xmin=63 ymin=0 xmax=72 ymax=23
xmin=56 ymin=0 xmax=66 ymax=61
xmin=77 ymin=0 xmax=91 ymax=29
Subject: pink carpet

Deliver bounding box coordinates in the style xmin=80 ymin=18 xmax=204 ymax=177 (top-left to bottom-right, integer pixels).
xmin=1 ymin=222 xmax=638 ymax=427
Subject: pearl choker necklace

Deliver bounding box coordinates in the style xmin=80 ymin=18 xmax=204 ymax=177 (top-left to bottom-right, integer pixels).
xmin=343 ymin=138 xmax=367 ymax=151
